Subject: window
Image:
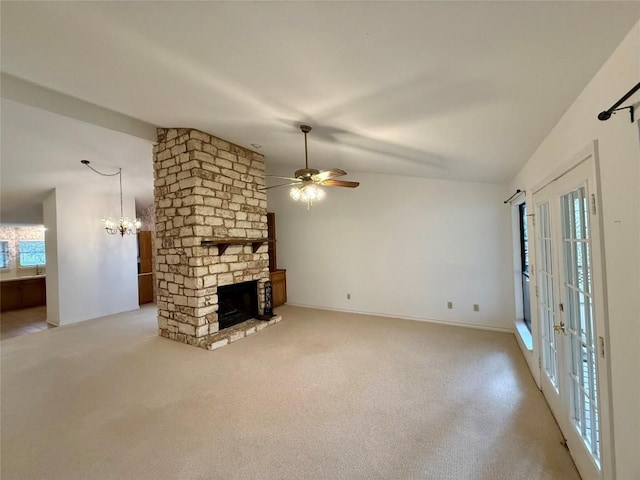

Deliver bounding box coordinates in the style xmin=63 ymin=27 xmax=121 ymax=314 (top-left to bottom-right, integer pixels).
xmin=0 ymin=241 xmax=9 ymax=268
xmin=18 ymin=240 xmax=46 ymax=267
xmin=519 ymin=204 xmax=531 ymax=331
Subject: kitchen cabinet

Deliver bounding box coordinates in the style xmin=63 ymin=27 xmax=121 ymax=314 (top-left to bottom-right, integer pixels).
xmin=0 ymin=276 xmax=46 ymax=311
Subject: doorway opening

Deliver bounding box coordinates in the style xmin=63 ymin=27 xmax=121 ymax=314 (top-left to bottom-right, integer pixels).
xmin=0 ymin=224 xmax=51 ymax=340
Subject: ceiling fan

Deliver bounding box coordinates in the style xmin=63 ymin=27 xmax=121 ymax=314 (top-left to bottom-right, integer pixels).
xmin=264 ymin=125 xmax=359 ymax=205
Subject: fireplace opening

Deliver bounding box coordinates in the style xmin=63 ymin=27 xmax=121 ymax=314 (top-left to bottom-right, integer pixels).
xmin=217 ymin=280 xmax=259 ymax=330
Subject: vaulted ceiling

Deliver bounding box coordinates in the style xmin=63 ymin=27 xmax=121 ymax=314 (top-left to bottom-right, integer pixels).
xmin=2 ymin=1 xmax=640 ymax=223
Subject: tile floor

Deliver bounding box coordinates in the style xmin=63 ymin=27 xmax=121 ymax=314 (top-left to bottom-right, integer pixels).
xmin=0 ymin=306 xmax=54 ymax=340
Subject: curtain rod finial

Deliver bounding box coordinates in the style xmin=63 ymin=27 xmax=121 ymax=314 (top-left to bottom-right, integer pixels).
xmin=504 ymin=188 xmax=523 ymax=204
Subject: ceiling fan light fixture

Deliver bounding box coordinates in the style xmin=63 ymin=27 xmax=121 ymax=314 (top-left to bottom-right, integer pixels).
xmin=289 ymin=183 xmax=325 ymax=208
xmin=289 ymin=186 xmax=302 ymax=201
xmin=263 ymin=124 xmax=358 ymax=205
xmin=305 ymin=184 xmax=326 ymax=202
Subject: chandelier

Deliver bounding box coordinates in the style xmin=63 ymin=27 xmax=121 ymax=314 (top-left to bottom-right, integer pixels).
xmin=81 ymin=160 xmax=142 ymax=237
xmin=289 ymin=182 xmax=325 ymax=209
xmin=102 ymin=216 xmax=142 ymax=237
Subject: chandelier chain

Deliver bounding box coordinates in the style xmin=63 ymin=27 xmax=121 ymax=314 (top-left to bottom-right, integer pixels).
xmin=119 ymin=169 xmax=124 ymax=219
xmin=80 ymin=160 xmax=140 ymax=237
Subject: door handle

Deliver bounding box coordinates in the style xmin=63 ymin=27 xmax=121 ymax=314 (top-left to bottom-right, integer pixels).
xmin=553 ymin=322 xmax=566 ymax=335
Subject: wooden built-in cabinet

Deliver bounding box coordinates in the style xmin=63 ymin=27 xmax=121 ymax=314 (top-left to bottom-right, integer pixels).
xmin=0 ymin=277 xmax=46 ymax=312
xmin=270 ymin=269 xmax=287 ymax=307
xmin=267 ymin=212 xmax=287 ymax=307
xmin=138 ymin=273 xmax=154 ymax=305
xmin=267 ymin=212 xmax=277 ymax=272
xmin=138 ymin=230 xmax=153 ymax=274
xmin=137 ymin=231 xmax=154 ymax=305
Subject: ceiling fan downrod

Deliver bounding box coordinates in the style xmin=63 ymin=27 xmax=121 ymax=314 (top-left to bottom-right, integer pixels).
xmin=301 ymin=124 xmax=311 ymax=170
xmin=294 ymin=125 xmax=319 ymax=180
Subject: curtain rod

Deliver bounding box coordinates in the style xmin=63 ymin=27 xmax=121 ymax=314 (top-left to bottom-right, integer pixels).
xmin=598 ymin=82 xmax=640 ymax=123
xmin=503 ymin=189 xmax=523 ymax=204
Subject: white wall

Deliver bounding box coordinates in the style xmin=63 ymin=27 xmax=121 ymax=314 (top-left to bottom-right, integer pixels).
xmin=267 ymin=172 xmax=514 ymax=331
xmin=510 ymin=21 xmax=640 ymax=480
xmin=43 ymin=191 xmax=60 ymax=325
xmin=43 ymin=186 xmax=139 ymax=326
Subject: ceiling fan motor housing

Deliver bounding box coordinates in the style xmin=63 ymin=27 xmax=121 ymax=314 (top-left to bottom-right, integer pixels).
xmin=295 ymin=168 xmax=320 ymax=179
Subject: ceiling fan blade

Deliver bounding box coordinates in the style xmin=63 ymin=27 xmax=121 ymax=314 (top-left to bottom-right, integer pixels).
xmin=259 ymin=182 xmax=301 ymax=191
xmin=320 ymin=179 xmax=360 ymax=188
xmin=266 ymin=175 xmax=300 ymax=181
xmin=312 ymin=169 xmax=346 ymax=182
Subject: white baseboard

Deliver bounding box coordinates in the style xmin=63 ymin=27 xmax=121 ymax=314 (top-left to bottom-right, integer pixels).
xmin=282 ymin=302 xmax=515 ymax=333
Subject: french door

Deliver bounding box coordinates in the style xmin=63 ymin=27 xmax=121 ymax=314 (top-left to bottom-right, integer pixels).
xmin=532 ymin=149 xmax=612 ymax=480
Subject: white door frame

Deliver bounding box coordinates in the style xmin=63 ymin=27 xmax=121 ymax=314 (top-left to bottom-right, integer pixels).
xmin=531 ymin=140 xmax=614 ymax=479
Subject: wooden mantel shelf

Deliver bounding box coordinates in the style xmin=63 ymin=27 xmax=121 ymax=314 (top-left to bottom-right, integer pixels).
xmin=201 ymin=238 xmax=272 ymax=255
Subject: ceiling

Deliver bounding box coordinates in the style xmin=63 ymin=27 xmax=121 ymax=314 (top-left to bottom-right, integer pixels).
xmin=2 ymin=1 xmax=640 ymax=223
xmin=1 ymin=98 xmax=154 ymax=224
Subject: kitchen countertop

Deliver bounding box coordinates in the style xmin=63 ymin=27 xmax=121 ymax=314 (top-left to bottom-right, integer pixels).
xmin=0 ymin=275 xmax=46 ymax=282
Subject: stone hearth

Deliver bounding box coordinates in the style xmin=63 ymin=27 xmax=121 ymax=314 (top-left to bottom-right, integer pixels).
xmin=153 ymin=128 xmax=278 ymax=349
xmin=204 ymin=315 xmax=282 ymax=351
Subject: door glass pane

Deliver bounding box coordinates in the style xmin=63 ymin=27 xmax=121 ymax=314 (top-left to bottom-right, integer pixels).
xmin=560 ymin=186 xmax=601 ymax=466
xmin=536 ymin=202 xmax=558 ymax=388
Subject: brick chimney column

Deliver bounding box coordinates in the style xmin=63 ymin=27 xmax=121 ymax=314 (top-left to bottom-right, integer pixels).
xmin=153 ymin=128 xmax=269 ymax=347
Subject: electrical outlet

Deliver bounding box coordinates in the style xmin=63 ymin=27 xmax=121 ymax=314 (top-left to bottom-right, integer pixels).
xmin=347 ymin=293 xmax=351 ymax=300
xmin=447 ymin=301 xmax=453 ymax=309
xmin=473 ymin=304 xmax=480 ymax=312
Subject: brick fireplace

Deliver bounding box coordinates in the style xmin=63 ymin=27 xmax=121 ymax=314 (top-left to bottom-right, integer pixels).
xmin=153 ymin=128 xmax=280 ymax=350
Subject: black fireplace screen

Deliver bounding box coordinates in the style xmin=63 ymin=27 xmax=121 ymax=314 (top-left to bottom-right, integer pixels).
xmin=217 ymin=280 xmax=258 ymax=330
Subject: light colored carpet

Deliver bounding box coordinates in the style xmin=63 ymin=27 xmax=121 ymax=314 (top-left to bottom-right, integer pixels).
xmin=1 ymin=304 xmax=580 ymax=480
